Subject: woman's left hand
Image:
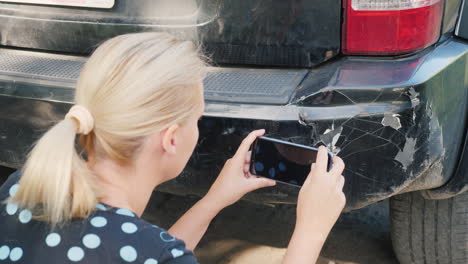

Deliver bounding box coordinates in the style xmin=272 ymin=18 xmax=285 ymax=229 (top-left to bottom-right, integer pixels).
xmin=169 ymin=129 xmax=276 ymax=250
xmin=204 ymin=129 xmax=276 ymax=210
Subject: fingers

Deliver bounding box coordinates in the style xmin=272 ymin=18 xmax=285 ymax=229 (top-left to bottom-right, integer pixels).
xmin=314 ymin=146 xmax=329 ymax=173
xmin=339 ymin=192 xmax=347 ymax=205
xmin=337 ymin=175 xmax=345 ymax=191
xmin=247 ymin=176 xmax=276 ymax=191
xmin=303 ymin=163 xmax=315 ymax=186
xmin=245 ymin=151 xmax=252 ymax=163
xmin=330 ymin=156 xmax=345 ymax=176
xmin=243 ymin=163 xmax=250 ymax=174
xmin=243 ymin=151 xmax=252 ymax=174
xmin=234 ymin=129 xmax=265 ymax=159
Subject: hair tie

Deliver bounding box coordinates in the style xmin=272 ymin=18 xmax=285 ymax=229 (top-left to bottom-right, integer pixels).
xmin=65 ymin=105 xmax=94 ymax=135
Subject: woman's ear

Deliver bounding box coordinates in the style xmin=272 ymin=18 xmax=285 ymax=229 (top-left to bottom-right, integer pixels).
xmin=161 ymin=123 xmax=179 ymax=154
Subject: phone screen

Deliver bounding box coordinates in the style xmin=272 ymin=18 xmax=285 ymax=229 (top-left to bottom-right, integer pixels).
xmin=249 ymin=137 xmax=332 ymax=186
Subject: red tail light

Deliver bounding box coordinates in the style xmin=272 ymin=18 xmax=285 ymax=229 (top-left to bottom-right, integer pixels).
xmin=343 ymin=0 xmax=444 ymax=55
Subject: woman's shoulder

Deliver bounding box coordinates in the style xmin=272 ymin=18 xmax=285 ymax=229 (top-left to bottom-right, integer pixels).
xmin=82 ymin=206 xmax=197 ymax=263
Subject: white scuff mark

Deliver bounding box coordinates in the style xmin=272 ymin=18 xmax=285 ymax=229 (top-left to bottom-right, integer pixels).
xmin=221 ymin=127 xmax=235 ymax=135
xmin=298 ymin=113 xmax=307 ymax=126
xmin=395 ymin=137 xmax=418 ymax=170
xmin=408 ymin=87 xmax=420 ymax=108
xmin=381 ymin=113 xmax=402 ymax=130
xmin=408 ymin=87 xmax=420 ymax=122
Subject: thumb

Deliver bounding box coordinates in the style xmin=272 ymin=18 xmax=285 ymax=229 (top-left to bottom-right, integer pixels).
xmin=247 ymin=176 xmax=276 ymax=191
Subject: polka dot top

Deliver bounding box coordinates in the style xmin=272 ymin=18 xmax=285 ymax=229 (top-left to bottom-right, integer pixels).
xmin=0 ymin=171 xmax=199 ymax=263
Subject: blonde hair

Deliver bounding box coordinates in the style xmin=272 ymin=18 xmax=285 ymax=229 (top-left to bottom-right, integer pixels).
xmin=9 ymin=32 xmax=206 ymax=226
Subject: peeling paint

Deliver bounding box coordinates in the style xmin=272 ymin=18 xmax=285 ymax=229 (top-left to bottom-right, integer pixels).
xmin=407 ymin=87 xmax=420 ymax=122
xmin=320 ymin=125 xmax=343 ymax=154
xmin=381 ymin=113 xmax=402 ymax=130
xmin=407 ymin=87 xmax=420 ymax=108
xmin=395 ymin=138 xmax=418 ymax=170
xmin=298 ymin=114 xmax=307 ymax=126
xmin=222 ymin=127 xmax=235 ymax=135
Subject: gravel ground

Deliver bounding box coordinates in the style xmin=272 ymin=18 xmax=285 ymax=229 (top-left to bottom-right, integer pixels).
xmin=143 ymin=191 xmax=399 ymax=264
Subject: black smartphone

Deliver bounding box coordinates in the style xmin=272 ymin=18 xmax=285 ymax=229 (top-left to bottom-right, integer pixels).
xmin=249 ymin=136 xmax=333 ymax=186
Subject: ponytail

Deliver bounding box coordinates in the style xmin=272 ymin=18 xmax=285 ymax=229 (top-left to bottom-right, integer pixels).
xmin=10 ymin=106 xmax=97 ymax=226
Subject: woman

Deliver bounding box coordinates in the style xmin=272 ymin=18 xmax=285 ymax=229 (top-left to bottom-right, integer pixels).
xmin=0 ymin=32 xmax=345 ymax=263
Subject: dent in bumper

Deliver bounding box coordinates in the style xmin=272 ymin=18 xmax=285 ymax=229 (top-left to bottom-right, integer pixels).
xmin=0 ymin=39 xmax=467 ymax=210
xmin=160 ymin=39 xmax=468 ymax=209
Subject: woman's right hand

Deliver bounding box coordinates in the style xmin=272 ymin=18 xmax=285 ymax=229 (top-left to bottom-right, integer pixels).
xmin=296 ymin=146 xmax=346 ymax=240
xmin=283 ymin=146 xmax=345 ymax=264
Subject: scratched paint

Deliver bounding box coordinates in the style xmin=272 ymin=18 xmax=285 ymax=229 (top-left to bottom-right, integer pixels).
xmin=0 ymin=37 xmax=467 ymax=210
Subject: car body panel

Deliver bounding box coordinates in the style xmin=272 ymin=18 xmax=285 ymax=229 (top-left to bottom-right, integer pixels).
xmin=423 ymin=103 xmax=468 ymax=199
xmin=456 ymin=0 xmax=468 ymax=39
xmin=0 ymin=38 xmax=467 ymax=210
xmin=443 ymin=0 xmax=463 ymax=36
xmin=0 ymin=0 xmax=341 ymax=67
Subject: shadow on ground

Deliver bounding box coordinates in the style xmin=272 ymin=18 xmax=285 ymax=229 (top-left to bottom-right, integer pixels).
xmin=143 ymin=191 xmax=399 ymax=264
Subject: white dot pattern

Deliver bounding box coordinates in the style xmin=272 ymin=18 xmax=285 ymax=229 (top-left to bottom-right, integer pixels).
xmin=82 ymin=234 xmax=101 ymax=249
xmin=6 ymin=202 xmax=18 ymax=215
xmin=0 ymin=245 xmax=10 ymax=260
xmin=90 ymin=216 xmax=107 ymax=228
xmin=144 ymin=258 xmax=158 ymax=264
xmin=95 ymin=203 xmax=107 ymax=211
xmin=18 ymin=209 xmax=32 ymax=224
xmin=45 ymin=233 xmax=61 ymax=247
xmin=120 ymin=245 xmax=137 ymax=262
xmin=121 ymin=222 xmax=138 ymax=234
xmin=116 ymin=209 xmax=135 ymax=217
xmin=160 ymin=232 xmax=175 ymax=242
xmin=171 ymin=248 xmax=184 ymax=258
xmin=67 ymin=247 xmax=84 ymax=262
xmin=9 ymin=247 xmax=23 ymax=262
xmin=9 ymin=184 xmax=19 ymax=197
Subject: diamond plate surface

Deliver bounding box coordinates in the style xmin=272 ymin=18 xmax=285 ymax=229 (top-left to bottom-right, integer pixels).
xmin=204 ymin=69 xmax=307 ymax=104
xmin=0 ymin=49 xmax=306 ymax=104
xmin=0 ymin=50 xmax=84 ymax=80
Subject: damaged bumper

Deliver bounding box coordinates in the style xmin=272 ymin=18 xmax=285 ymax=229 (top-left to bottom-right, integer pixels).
xmin=0 ymin=38 xmax=467 ymax=210
xmin=159 ymin=38 xmax=468 ymax=210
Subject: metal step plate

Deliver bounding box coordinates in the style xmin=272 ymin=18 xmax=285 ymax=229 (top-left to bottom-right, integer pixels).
xmin=204 ymin=68 xmax=307 ymax=104
xmin=0 ymin=48 xmax=307 ymax=104
xmin=0 ymin=50 xmax=84 ymax=81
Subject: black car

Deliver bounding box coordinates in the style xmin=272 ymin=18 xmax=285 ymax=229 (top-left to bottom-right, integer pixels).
xmin=0 ymin=1 xmax=466 ymax=263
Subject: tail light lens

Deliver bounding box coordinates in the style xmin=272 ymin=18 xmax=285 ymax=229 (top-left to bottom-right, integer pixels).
xmin=343 ymin=0 xmax=444 ymax=55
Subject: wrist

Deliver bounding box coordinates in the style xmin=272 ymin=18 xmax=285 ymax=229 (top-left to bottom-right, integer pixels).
xmin=294 ymin=219 xmax=330 ymax=244
xmin=285 ymin=226 xmax=325 ymax=264
xmin=199 ymin=194 xmax=226 ymax=214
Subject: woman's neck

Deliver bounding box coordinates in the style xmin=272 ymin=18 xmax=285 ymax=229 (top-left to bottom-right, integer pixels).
xmin=89 ymin=158 xmax=161 ymax=217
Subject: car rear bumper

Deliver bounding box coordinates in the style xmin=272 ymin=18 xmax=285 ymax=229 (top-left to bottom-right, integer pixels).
xmin=0 ymin=38 xmax=467 ymax=210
